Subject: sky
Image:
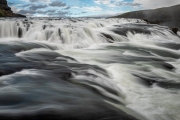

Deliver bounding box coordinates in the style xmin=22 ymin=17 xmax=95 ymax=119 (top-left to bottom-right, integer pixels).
xmin=7 ymin=0 xmax=180 ymax=17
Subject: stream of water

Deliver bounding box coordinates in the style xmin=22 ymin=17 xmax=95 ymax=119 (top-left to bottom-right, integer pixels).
xmin=0 ymin=18 xmax=180 ymax=120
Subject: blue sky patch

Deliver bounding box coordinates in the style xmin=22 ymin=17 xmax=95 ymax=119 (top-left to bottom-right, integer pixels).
xmin=7 ymin=0 xmax=180 ymax=17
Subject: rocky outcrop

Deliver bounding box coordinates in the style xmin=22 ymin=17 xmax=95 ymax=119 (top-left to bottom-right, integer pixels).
xmin=0 ymin=0 xmax=25 ymax=17
xmin=113 ymin=4 xmax=180 ymax=30
xmin=0 ymin=0 xmax=11 ymax=10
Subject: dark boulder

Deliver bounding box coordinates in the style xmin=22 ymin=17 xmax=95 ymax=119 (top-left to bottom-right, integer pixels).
xmin=172 ymin=28 xmax=178 ymax=34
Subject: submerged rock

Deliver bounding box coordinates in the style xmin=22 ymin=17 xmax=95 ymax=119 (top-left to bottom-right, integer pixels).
xmin=172 ymin=28 xmax=178 ymax=34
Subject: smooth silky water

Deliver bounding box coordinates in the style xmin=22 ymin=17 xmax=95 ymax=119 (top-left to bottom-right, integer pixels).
xmin=0 ymin=18 xmax=180 ymax=120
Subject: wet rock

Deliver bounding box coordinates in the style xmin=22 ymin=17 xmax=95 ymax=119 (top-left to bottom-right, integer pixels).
xmin=134 ymin=74 xmax=180 ymax=89
xmin=43 ymin=25 xmax=46 ymax=30
xmin=112 ymin=24 xmax=151 ymax=36
xmin=172 ymin=28 xmax=178 ymax=34
xmin=143 ymin=19 xmax=161 ymax=24
xmin=18 ymin=27 xmax=23 ymax=38
xmin=101 ymin=33 xmax=114 ymax=43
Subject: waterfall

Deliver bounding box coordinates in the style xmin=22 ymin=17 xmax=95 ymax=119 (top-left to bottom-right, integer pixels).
xmin=0 ymin=18 xmax=179 ymax=120
xmin=0 ymin=18 xmax=144 ymax=44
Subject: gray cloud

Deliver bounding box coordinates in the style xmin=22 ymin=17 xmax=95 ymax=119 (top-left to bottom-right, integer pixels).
xmin=29 ymin=0 xmax=49 ymax=2
xmin=37 ymin=9 xmax=56 ymax=14
xmin=47 ymin=10 xmax=56 ymax=13
xmin=29 ymin=0 xmax=37 ymax=2
xmin=18 ymin=8 xmax=69 ymax=17
xmin=81 ymin=12 xmax=87 ymax=14
xmin=64 ymin=6 xmax=71 ymax=10
xmin=49 ymin=1 xmax=66 ymax=7
xmin=29 ymin=4 xmax=47 ymax=10
xmin=116 ymin=2 xmax=141 ymax=7
xmin=48 ymin=10 xmax=69 ymax=17
xmin=22 ymin=4 xmax=31 ymax=7
xmin=18 ymin=9 xmax=36 ymax=15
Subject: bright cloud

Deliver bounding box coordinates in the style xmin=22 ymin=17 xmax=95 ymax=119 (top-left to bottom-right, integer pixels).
xmin=7 ymin=0 xmax=180 ymax=17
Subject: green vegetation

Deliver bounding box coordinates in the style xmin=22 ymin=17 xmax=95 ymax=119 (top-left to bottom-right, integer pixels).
xmin=0 ymin=9 xmax=5 ymax=17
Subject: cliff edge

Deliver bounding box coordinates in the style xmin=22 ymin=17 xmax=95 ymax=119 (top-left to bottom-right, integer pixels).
xmin=114 ymin=4 xmax=180 ymax=29
xmin=0 ymin=0 xmax=25 ymax=17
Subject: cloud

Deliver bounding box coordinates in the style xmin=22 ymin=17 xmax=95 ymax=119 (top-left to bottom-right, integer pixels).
xmin=18 ymin=9 xmax=36 ymax=15
xmin=16 ymin=0 xmax=70 ymax=17
xmin=47 ymin=9 xmax=56 ymax=13
xmin=36 ymin=9 xmax=56 ymax=14
xmin=49 ymin=1 xmax=66 ymax=7
xmin=48 ymin=10 xmax=69 ymax=17
xmin=18 ymin=8 xmax=68 ymax=17
xmin=133 ymin=0 xmax=180 ymax=9
xmin=116 ymin=2 xmax=141 ymax=7
xmin=29 ymin=0 xmax=50 ymax=2
xmin=7 ymin=2 xmax=15 ymax=5
xmin=83 ymin=6 xmax=103 ymax=11
xmin=93 ymin=0 xmax=140 ymax=8
xmin=22 ymin=4 xmax=31 ymax=7
xmin=64 ymin=6 xmax=71 ymax=10
xmin=81 ymin=12 xmax=87 ymax=14
xmin=10 ymin=0 xmax=180 ymax=17
xmin=73 ymin=6 xmax=103 ymax=12
xmin=29 ymin=4 xmax=47 ymax=10
xmin=94 ymin=0 xmax=111 ymax=5
xmin=10 ymin=6 xmax=20 ymax=13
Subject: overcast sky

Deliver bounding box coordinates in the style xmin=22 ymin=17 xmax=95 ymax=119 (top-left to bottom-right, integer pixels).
xmin=8 ymin=0 xmax=180 ymax=17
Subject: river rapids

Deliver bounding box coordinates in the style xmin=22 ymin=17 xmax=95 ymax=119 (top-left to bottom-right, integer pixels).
xmin=0 ymin=18 xmax=180 ymax=120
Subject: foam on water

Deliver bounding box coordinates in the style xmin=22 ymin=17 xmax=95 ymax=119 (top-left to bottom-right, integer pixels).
xmin=0 ymin=18 xmax=180 ymax=120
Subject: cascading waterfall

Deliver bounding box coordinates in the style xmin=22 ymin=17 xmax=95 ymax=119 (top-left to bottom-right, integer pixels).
xmin=0 ymin=18 xmax=179 ymax=120
xmin=0 ymin=18 xmax=143 ymax=46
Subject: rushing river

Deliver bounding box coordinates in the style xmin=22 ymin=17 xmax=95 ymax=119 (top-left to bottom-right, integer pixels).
xmin=0 ymin=18 xmax=180 ymax=120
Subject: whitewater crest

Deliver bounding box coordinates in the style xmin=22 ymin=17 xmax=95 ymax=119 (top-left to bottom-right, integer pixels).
xmin=0 ymin=18 xmax=145 ymax=48
xmin=0 ymin=18 xmax=180 ymax=120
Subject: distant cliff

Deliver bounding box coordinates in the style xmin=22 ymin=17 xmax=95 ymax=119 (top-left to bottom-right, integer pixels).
xmin=114 ymin=4 xmax=180 ymax=29
xmin=0 ymin=0 xmax=25 ymax=17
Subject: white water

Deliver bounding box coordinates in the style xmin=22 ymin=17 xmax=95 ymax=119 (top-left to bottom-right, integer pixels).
xmin=0 ymin=18 xmax=180 ymax=120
